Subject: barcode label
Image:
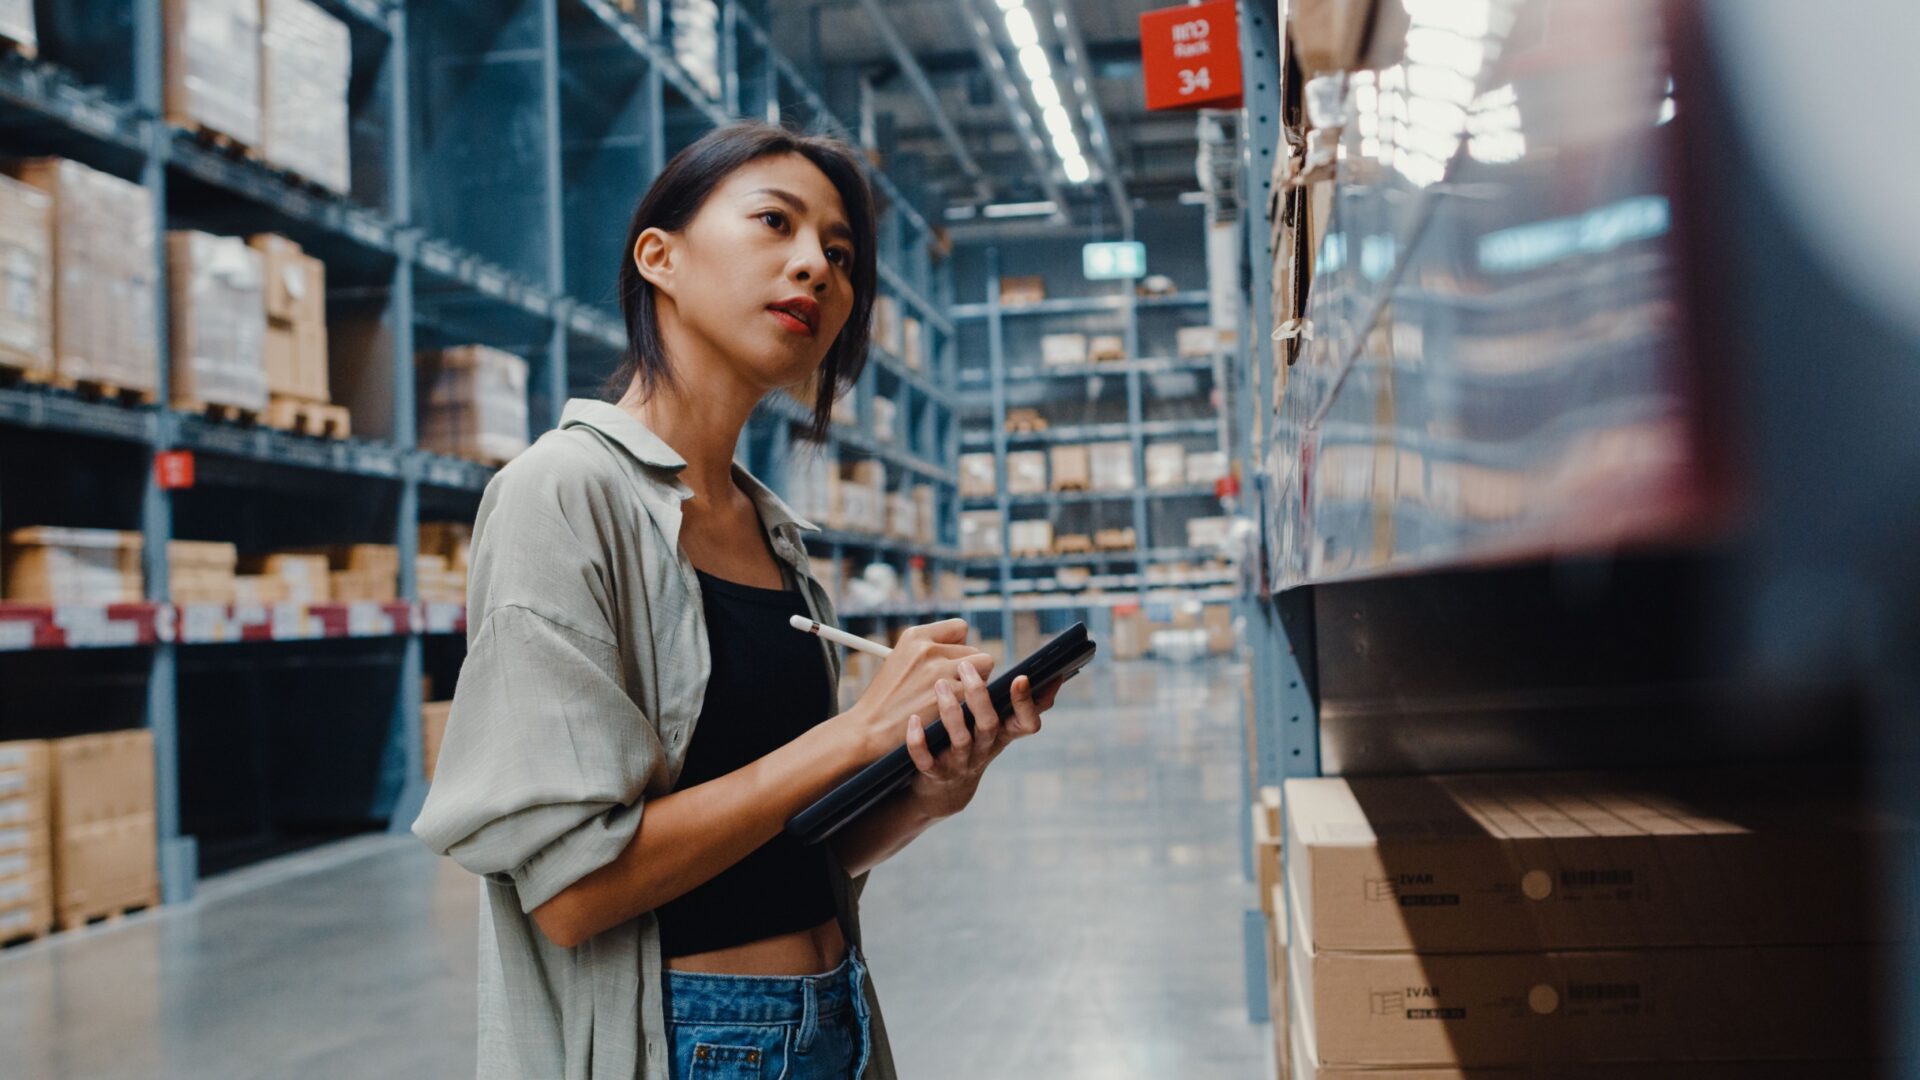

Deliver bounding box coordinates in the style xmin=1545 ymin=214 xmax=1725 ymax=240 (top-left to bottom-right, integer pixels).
xmin=1561 ymin=869 xmax=1635 ymax=887
xmin=1568 ymin=983 xmax=1642 ymax=1003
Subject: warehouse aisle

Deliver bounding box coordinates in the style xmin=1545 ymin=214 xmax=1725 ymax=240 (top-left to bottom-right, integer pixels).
xmin=0 ymin=658 xmax=1265 ymax=1079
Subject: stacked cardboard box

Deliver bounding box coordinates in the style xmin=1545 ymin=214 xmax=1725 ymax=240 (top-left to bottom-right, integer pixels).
xmin=1146 ymin=443 xmax=1187 ymax=488
xmin=418 ymin=522 xmax=471 ymax=604
xmin=884 ymin=492 xmax=917 ymax=542
xmin=1177 ymin=325 xmax=1225 ymax=358
xmin=258 ymin=0 xmax=350 ymax=193
xmin=960 ymin=510 xmax=1002 ymax=557
xmin=50 ymin=731 xmax=158 ymax=929
xmin=1090 ymin=442 xmax=1135 ymax=491
xmin=669 ymin=0 xmax=722 ymax=101
xmin=1041 ymin=333 xmax=1087 ymax=367
xmin=1110 ymin=605 xmax=1147 ymax=660
xmin=168 ymin=540 xmax=239 ymax=605
xmin=1283 ymin=772 xmax=1887 ymax=1077
xmin=165 ymin=0 xmax=262 ymax=146
xmin=959 ymin=453 xmax=996 ymax=499
xmin=1050 ymin=445 xmax=1091 ymax=491
xmin=1006 ymin=451 xmax=1048 ymax=495
xmin=3 ymin=527 xmax=143 ymax=604
xmin=1094 ymin=526 xmax=1136 ymax=551
xmin=999 ymin=275 xmax=1045 ymax=306
xmin=0 ymin=1 xmax=34 ymax=53
xmin=911 ymin=485 xmax=936 ymax=545
xmin=168 ymin=231 xmax=269 ymax=413
xmin=901 ymin=316 xmax=923 ymax=370
xmin=1187 ymin=450 xmax=1230 ymax=486
xmin=418 ymin=345 xmax=531 ymax=465
xmin=0 ymin=175 xmax=53 ymax=379
xmin=0 ymin=741 xmax=53 ymax=942
xmin=1188 ymin=516 xmax=1232 ymax=549
xmin=782 ymin=439 xmax=835 ymax=527
xmin=1008 ymin=520 xmax=1053 ymax=556
xmin=1203 ymin=602 xmax=1235 ymax=654
xmin=872 ymin=295 xmax=902 ymax=356
xmin=250 ymin=234 xmax=329 ymax=405
xmin=240 ymin=552 xmax=331 ymax=604
xmin=833 ymin=461 xmax=886 ymax=535
xmin=1088 ymin=334 xmax=1125 ymax=363
xmin=14 ymin=159 xmax=159 ymax=398
xmin=322 ymin=543 xmax=399 ymax=602
xmin=872 ymin=395 xmax=896 ymax=443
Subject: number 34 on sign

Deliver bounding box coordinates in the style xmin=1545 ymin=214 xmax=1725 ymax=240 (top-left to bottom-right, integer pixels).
xmin=1139 ymin=0 xmax=1244 ymax=111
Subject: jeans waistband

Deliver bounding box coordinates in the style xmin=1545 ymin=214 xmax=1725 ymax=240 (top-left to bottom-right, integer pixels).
xmin=665 ymin=946 xmax=864 ymax=1026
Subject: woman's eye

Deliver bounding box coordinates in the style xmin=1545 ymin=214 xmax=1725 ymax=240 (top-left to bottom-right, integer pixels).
xmin=827 ymin=247 xmax=851 ymax=267
xmin=759 ymin=210 xmax=786 ymax=230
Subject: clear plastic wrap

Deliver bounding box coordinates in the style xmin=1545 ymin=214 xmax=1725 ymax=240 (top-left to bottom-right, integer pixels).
xmin=167 ymin=231 xmax=268 ymax=412
xmin=260 ymin=0 xmax=351 ymax=193
xmin=166 ymin=0 xmax=262 ymax=146
xmin=0 ymin=175 xmax=53 ymax=378
xmin=0 ymin=0 xmax=36 ymax=51
xmin=417 ymin=346 xmax=531 ymax=465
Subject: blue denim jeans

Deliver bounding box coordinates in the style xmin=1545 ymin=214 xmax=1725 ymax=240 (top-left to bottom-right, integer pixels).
xmin=664 ymin=946 xmax=872 ymax=1079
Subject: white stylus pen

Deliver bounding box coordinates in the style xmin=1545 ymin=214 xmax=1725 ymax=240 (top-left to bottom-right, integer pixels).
xmin=789 ymin=614 xmax=894 ymax=658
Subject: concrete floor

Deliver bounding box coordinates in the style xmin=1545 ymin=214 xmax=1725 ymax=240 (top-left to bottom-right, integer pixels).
xmin=0 ymin=658 xmax=1269 ymax=1079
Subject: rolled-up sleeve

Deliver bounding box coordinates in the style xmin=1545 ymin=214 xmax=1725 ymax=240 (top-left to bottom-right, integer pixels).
xmin=412 ymin=451 xmax=666 ymax=914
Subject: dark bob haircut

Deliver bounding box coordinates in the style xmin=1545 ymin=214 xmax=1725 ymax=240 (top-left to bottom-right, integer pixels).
xmin=606 ymin=121 xmax=876 ymax=442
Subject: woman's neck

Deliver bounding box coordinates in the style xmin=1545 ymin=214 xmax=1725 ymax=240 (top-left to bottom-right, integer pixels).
xmin=621 ymin=376 xmax=758 ymax=510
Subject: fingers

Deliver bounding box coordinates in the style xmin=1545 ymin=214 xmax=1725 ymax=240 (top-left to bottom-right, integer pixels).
xmin=905 ymin=714 xmax=936 ymax=773
xmin=908 ymin=618 xmax=970 ymax=645
xmin=1007 ymin=673 xmax=1045 ymax=739
xmin=958 ymin=658 xmax=999 ymax=755
xmin=934 ymin=678 xmax=973 ymax=769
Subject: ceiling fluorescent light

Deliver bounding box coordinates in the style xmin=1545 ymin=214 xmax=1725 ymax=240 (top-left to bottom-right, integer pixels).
xmin=995 ymin=0 xmax=1024 ymax=9
xmin=1018 ymin=44 xmax=1051 ymax=81
xmin=944 ymin=205 xmax=981 ymax=221
xmin=1042 ymin=103 xmax=1073 ymax=140
xmin=1030 ymin=77 xmax=1061 ymax=109
xmin=1062 ymin=156 xmax=1091 ymax=183
xmin=981 ymin=200 xmax=1059 ymax=219
xmin=1177 ymin=191 xmax=1209 ymax=205
xmin=1004 ymin=7 xmax=1038 ymax=48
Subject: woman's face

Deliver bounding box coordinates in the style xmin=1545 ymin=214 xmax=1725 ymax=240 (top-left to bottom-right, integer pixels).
xmin=638 ymin=153 xmax=857 ymax=394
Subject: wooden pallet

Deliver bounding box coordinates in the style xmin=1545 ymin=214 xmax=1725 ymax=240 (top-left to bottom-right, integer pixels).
xmin=0 ymin=922 xmax=50 ymax=950
xmin=57 ymin=894 xmax=157 ymax=933
xmin=1053 ymin=534 xmax=1095 ymax=555
xmin=0 ymin=355 xmax=54 ymax=387
xmin=264 ymin=397 xmax=351 ymax=439
xmin=175 ymin=122 xmax=259 ymax=161
xmin=1005 ymin=409 xmax=1048 ymax=434
xmin=1051 ymin=479 xmax=1091 ymax=493
xmin=1094 ymin=528 xmax=1137 ymax=551
xmin=177 ymin=400 xmax=264 ymax=426
xmin=58 ymin=376 xmax=158 ymax=406
xmin=0 ymin=32 xmax=37 ymax=61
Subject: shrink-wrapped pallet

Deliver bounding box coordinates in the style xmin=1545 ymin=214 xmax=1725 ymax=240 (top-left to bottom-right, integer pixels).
xmin=417 ymin=346 xmax=530 ymax=465
xmin=259 ymin=0 xmax=351 ymax=194
xmin=0 ymin=175 xmax=53 ymax=379
xmin=0 ymin=1 xmax=35 ymax=53
xmin=167 ymin=231 xmax=269 ymax=413
xmin=165 ymin=0 xmax=262 ymax=146
xmin=3 ymin=528 xmax=143 ymax=604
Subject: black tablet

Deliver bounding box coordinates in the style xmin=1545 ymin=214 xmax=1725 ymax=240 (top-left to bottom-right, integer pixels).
xmin=787 ymin=622 xmax=1098 ymax=846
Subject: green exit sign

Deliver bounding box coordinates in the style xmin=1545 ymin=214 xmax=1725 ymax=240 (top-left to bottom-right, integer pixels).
xmin=1083 ymin=241 xmax=1146 ymax=280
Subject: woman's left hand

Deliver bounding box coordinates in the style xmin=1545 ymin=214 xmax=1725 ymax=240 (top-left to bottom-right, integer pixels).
xmin=903 ymin=656 xmax=1064 ymax=820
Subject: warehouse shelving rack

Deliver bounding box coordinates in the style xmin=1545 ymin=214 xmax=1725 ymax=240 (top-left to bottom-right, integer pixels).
xmin=952 ymin=247 xmax=1232 ymax=642
xmin=0 ymin=0 xmax=958 ymax=906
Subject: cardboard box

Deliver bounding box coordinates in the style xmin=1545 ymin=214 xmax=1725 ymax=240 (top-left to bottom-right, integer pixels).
xmin=1089 ymin=442 xmax=1135 ymax=491
xmin=164 ymin=0 xmax=262 ymax=145
xmin=1204 ymin=602 xmax=1235 ymax=654
xmin=999 ymin=275 xmax=1045 ymax=306
xmin=422 ymin=701 xmax=452 ymax=781
xmin=168 ymin=231 xmax=269 ymax=412
xmin=231 ymin=573 xmax=289 ymax=606
xmin=0 ymin=174 xmax=53 ymax=379
xmin=418 ymin=522 xmax=473 ymax=570
xmin=1008 ymin=519 xmax=1053 ymax=556
xmin=1186 ymin=450 xmax=1229 ymax=486
xmin=1187 ymin=515 xmax=1232 ymax=549
xmin=901 ymin=316 xmax=924 ymax=370
xmin=1011 ymin=610 xmax=1042 ymax=655
xmin=959 ymin=453 xmax=997 ymax=499
xmin=1006 ymin=451 xmax=1048 ymax=495
xmin=911 ymin=485 xmax=936 ymax=545
xmin=50 ymin=732 xmax=158 ymax=925
xmin=169 ymin=539 xmax=239 ymax=605
xmin=1040 ymin=333 xmax=1087 ymax=367
xmin=248 ymin=552 xmax=332 ymax=603
xmin=872 ymin=294 xmax=901 ymax=356
xmin=52 ymin=731 xmax=154 ymax=828
xmin=1253 ymin=789 xmax=1283 ymax=916
xmin=259 ymin=0 xmax=351 ymax=194
xmin=0 ymin=741 xmax=54 ymax=940
xmin=1110 ymin=606 xmax=1146 ymax=660
xmin=0 ymin=1 xmax=34 ymax=52
xmin=1289 ymin=908 xmax=1875 ymax=1068
xmin=1283 ymin=772 xmax=1889 ymax=955
xmin=3 ymin=527 xmax=143 ymax=604
xmin=250 ymin=234 xmax=329 ymax=403
xmin=1145 ymin=443 xmax=1187 ymax=489
xmin=885 ymin=492 xmax=916 ymax=541
xmin=14 ymin=159 xmax=159 ymax=397
xmin=1177 ymin=325 xmax=1223 ymax=358
xmin=329 ymin=569 xmax=396 ymax=602
xmin=1088 ymin=334 xmax=1125 ymax=363
xmin=871 ymin=394 xmax=896 ymax=443
xmin=1094 ymin=526 xmax=1136 ymax=551
xmin=960 ymin=510 xmax=1002 ymax=557
xmin=1049 ymin=445 xmax=1091 ymax=491
xmin=418 ymin=345 xmax=530 ymax=465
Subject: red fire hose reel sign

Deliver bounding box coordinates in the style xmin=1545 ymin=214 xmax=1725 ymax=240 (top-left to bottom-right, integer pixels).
xmin=1140 ymin=1 xmax=1244 ymax=111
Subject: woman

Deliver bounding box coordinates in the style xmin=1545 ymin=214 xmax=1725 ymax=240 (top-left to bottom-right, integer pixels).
xmin=414 ymin=121 xmax=1061 ymax=1080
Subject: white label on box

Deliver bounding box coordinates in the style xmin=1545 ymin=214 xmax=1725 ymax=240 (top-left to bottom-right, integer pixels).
xmin=0 ymin=801 xmax=28 ymax=825
xmin=0 ymin=749 xmax=24 ymax=770
xmin=0 ymin=620 xmax=34 ymax=652
xmin=0 ymin=776 xmax=22 ymax=798
xmin=271 ymin=604 xmax=308 ymax=640
xmin=0 ymin=830 xmax=26 ymax=854
xmin=234 ymin=602 xmax=266 ymax=626
xmin=0 ymin=854 xmax=23 ymax=878
xmin=54 ymin=608 xmax=139 ymax=647
xmin=180 ymin=604 xmax=229 ymax=643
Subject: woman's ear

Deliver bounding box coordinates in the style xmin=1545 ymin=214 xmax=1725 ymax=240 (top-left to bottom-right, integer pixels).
xmin=633 ymin=227 xmax=676 ymax=295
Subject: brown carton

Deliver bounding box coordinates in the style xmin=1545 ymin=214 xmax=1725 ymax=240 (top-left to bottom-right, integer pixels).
xmin=259 ymin=0 xmax=351 ymax=194
xmin=1040 ymin=333 xmax=1086 ymax=367
xmin=1145 ymin=442 xmax=1186 ymax=488
xmin=1089 ymin=441 xmax=1135 ymax=491
xmin=1087 ymin=334 xmax=1125 ymax=363
xmin=1283 ymin=771 xmax=1888 ymax=954
xmin=1289 ymin=901 xmax=1876 ymax=1068
xmin=0 ymin=174 xmax=53 ymax=379
xmin=958 ymin=453 xmax=996 ymax=499
xmin=0 ymin=740 xmax=54 ymax=936
xmin=1049 ymin=445 xmax=1091 ymax=491
xmin=3 ymin=527 xmax=143 ymax=604
xmin=1006 ymin=451 xmax=1047 ymax=495
xmin=50 ymin=732 xmax=157 ymax=926
xmin=164 ymin=0 xmax=261 ymax=145
xmin=418 ymin=345 xmax=530 ymax=465
xmin=168 ymin=231 xmax=269 ymax=412
xmin=998 ymin=275 xmax=1045 ymax=306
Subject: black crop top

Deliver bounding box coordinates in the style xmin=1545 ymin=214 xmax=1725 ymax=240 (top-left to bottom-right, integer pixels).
xmin=655 ymin=567 xmax=839 ymax=959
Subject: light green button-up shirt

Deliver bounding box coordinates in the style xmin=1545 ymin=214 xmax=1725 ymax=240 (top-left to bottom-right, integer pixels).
xmin=414 ymin=398 xmax=896 ymax=1080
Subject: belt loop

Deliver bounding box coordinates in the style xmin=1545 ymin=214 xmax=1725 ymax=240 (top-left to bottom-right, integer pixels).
xmin=797 ymin=975 xmax=819 ymax=1052
xmin=848 ymin=946 xmax=873 ymax=1078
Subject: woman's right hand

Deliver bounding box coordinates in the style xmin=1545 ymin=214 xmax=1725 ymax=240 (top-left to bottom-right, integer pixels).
xmin=837 ymin=619 xmax=991 ymax=762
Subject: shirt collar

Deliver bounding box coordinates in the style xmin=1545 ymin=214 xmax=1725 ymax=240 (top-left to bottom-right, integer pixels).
xmin=559 ymin=398 xmax=819 ymax=535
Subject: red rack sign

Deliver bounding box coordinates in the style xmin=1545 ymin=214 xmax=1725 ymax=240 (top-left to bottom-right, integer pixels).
xmin=1140 ymin=0 xmax=1243 ymax=111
